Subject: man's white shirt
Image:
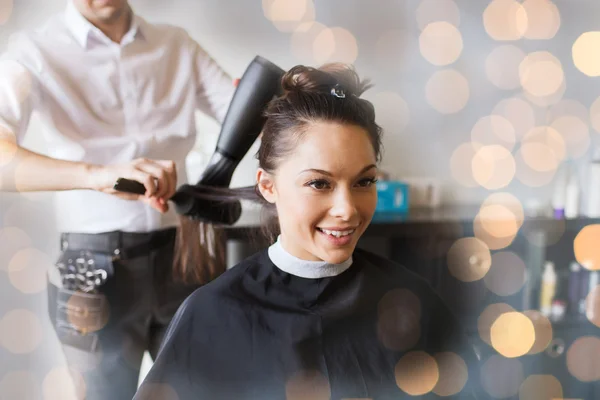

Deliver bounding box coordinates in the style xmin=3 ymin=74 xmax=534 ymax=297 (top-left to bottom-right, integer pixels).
xmin=0 ymin=1 xmax=235 ymax=233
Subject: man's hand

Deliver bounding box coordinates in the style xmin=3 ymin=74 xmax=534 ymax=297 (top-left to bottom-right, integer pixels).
xmin=88 ymin=158 xmax=177 ymax=213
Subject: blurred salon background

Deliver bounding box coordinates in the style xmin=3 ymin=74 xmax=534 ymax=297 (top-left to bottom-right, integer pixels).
xmin=3 ymin=0 xmax=600 ymax=398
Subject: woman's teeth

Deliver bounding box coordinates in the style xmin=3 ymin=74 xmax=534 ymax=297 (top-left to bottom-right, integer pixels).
xmin=319 ymin=228 xmax=355 ymax=237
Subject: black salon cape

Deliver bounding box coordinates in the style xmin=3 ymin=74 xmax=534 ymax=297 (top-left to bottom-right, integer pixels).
xmin=134 ymin=249 xmax=481 ymax=400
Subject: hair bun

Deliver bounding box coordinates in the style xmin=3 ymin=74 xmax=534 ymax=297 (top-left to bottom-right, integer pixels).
xmin=280 ymin=63 xmax=372 ymax=98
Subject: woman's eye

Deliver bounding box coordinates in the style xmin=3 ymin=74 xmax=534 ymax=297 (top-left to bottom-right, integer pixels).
xmin=357 ymin=177 xmax=378 ymax=187
xmin=307 ymin=180 xmax=330 ymax=190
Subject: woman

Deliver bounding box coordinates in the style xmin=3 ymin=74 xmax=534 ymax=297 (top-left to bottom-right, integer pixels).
xmin=134 ymin=64 xmax=481 ymax=399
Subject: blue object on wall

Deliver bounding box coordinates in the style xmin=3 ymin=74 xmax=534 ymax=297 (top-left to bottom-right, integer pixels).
xmin=376 ymin=180 xmax=409 ymax=212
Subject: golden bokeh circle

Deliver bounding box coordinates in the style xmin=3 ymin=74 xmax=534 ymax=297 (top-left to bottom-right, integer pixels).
xmin=313 ymin=27 xmax=359 ymax=64
xmin=490 ymin=312 xmax=535 ymax=358
xmin=286 ymin=370 xmax=331 ymax=400
xmin=483 ymin=0 xmax=528 ymax=41
xmin=8 ymin=248 xmax=54 ymax=294
xmin=425 ymin=69 xmax=470 ymax=114
xmin=566 ymin=336 xmax=600 ymax=382
xmin=522 ymin=0 xmax=561 ymax=40
xmin=574 ymin=225 xmax=600 ymax=271
xmin=480 ymin=355 xmax=524 ymax=399
xmin=484 ymin=252 xmax=527 ymax=296
xmin=518 ymin=374 xmax=563 ymax=400
xmin=395 ymin=351 xmax=439 ymax=396
xmin=520 ymin=126 xmax=565 ymax=172
xmin=432 ymin=352 xmax=468 ymax=396
xmin=419 ymin=21 xmax=463 ymax=66
xmin=590 ymin=95 xmax=600 ymax=134
xmin=0 ymin=0 xmax=14 ymax=25
xmin=471 ymin=145 xmax=516 ymax=190
xmin=585 ymin=285 xmax=600 ymax=328
xmin=290 ymin=22 xmax=328 ymax=64
xmin=572 ymin=31 xmax=600 ymax=77
xmin=42 ymin=367 xmax=87 ymax=400
xmin=0 ymin=226 xmax=31 ymax=272
xmin=519 ymin=52 xmax=564 ymax=98
xmin=0 ymin=309 xmax=43 ymax=354
xmin=478 ymin=303 xmax=515 ymax=346
xmin=377 ymin=289 xmax=422 ymax=351
xmin=447 ymin=237 xmax=492 ymax=282
xmin=515 ymin=149 xmax=557 ymax=188
xmin=523 ymin=310 xmax=553 ymax=355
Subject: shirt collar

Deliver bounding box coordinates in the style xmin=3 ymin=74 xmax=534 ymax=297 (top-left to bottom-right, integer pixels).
xmin=64 ymin=0 xmax=145 ymax=49
xmin=268 ymin=236 xmax=353 ymax=279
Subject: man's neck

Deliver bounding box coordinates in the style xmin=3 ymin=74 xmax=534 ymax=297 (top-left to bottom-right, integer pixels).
xmin=84 ymin=6 xmax=133 ymax=44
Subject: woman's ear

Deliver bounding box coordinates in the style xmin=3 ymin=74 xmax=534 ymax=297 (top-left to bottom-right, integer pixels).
xmin=256 ymin=168 xmax=277 ymax=204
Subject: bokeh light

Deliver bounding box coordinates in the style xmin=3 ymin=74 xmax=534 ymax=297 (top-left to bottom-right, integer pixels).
xmin=425 ymin=69 xmax=470 ymax=114
xmin=518 ymin=375 xmax=563 ymax=400
xmin=0 ymin=132 xmax=17 ymax=167
xmin=290 ymin=22 xmax=328 ymax=63
xmin=432 ymin=352 xmax=468 ymax=396
xmin=522 ymin=0 xmax=560 ymax=40
xmin=395 ymin=351 xmax=439 ymax=396
xmin=419 ymin=21 xmax=463 ymax=66
xmin=377 ymin=289 xmax=422 ymax=351
xmin=286 ymin=370 xmax=331 ymax=400
xmin=586 ymin=285 xmax=600 ymax=328
xmin=313 ymin=27 xmax=358 ymax=64
xmin=471 ymin=115 xmax=516 ymax=151
xmin=450 ymin=142 xmax=480 ymax=188
xmin=574 ymin=225 xmax=600 ymax=271
xmin=566 ymin=336 xmax=600 ymax=382
xmin=483 ymin=0 xmax=528 ymax=41
xmin=366 ymin=92 xmax=410 ymax=135
xmin=0 ymin=309 xmax=43 ymax=354
xmin=492 ymin=97 xmax=536 ymax=141
xmin=482 ymin=192 xmax=524 ymax=224
xmin=477 ymin=204 xmax=520 ymax=239
xmin=478 ymin=303 xmax=515 ymax=346
xmin=8 ymin=248 xmax=53 ymax=294
xmin=589 ymin=95 xmax=600 ymax=134
xmin=485 ymin=45 xmax=526 ymax=90
xmin=415 ymin=0 xmax=460 ymax=31
xmin=0 ymin=370 xmax=41 ymax=400
xmin=263 ymin=0 xmax=315 ymax=32
xmin=0 ymin=0 xmax=13 ymax=25
xmin=523 ymin=310 xmax=553 ymax=354
xmin=524 ymin=78 xmax=566 ymax=107
xmin=447 ymin=237 xmax=491 ymax=282
xmin=519 ymin=51 xmax=564 ymax=98
xmin=490 ymin=312 xmax=535 ymax=357
xmin=480 ymin=355 xmax=524 ymax=399
xmin=572 ymin=31 xmax=600 ymax=77
xmin=550 ymin=116 xmax=590 ymax=159
xmin=546 ymin=99 xmax=589 ymax=124
xmin=43 ymin=367 xmax=87 ymax=400
xmin=0 ymin=60 xmax=33 ymax=105
xmin=0 ymin=226 xmax=31 ymax=272
xmin=520 ymin=126 xmax=566 ymax=172
xmin=484 ymin=252 xmax=527 ymax=296
xmin=523 ymin=217 xmax=565 ymax=247
xmin=471 ymin=145 xmax=516 ymax=190
xmin=515 ymin=149 xmax=557 ymax=188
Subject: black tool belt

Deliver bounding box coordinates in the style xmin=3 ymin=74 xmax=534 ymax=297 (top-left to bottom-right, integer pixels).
xmin=49 ymin=228 xmax=176 ymax=352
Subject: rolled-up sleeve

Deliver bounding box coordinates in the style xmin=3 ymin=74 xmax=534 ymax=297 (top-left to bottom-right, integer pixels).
xmin=189 ymin=38 xmax=235 ymax=124
xmin=0 ymin=33 xmax=41 ymax=143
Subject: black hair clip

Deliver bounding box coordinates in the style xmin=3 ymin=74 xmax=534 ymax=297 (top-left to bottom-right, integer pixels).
xmin=331 ymin=84 xmax=346 ymax=99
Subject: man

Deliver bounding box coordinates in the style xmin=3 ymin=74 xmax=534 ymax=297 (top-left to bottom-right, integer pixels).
xmin=0 ymin=0 xmax=235 ymax=398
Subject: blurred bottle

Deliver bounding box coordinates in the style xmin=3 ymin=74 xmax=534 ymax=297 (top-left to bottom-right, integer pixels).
xmin=540 ymin=261 xmax=557 ymax=317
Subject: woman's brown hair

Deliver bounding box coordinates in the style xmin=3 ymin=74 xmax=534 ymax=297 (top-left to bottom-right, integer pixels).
xmin=173 ymin=63 xmax=383 ymax=284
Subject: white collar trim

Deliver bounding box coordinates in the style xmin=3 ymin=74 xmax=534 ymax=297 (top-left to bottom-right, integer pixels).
xmin=268 ymin=236 xmax=353 ymax=279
